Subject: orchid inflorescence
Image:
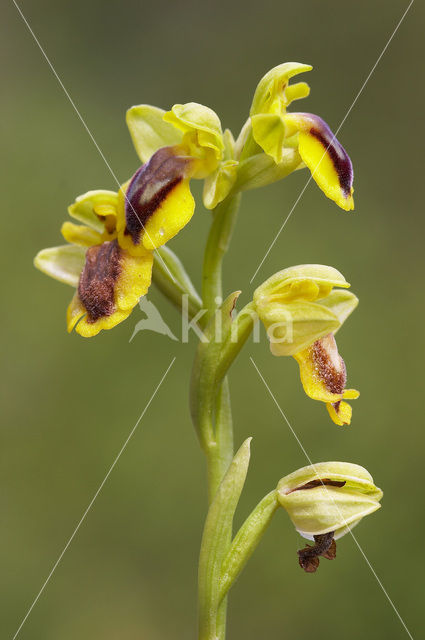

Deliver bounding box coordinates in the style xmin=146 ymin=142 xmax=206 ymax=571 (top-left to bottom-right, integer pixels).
xmin=35 ymin=63 xmax=382 ymax=640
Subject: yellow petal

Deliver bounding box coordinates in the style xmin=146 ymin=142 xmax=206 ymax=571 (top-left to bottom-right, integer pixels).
xmin=68 ymin=190 xmax=119 ymax=232
xmin=61 ymin=221 xmax=103 ymax=247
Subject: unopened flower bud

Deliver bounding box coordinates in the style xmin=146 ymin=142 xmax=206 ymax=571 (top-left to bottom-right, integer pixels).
xmin=277 ymin=462 xmax=382 ymax=541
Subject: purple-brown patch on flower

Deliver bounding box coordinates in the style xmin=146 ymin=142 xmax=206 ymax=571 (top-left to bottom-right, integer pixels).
xmin=312 ymin=333 xmax=346 ymax=394
xmin=78 ymin=240 xmax=121 ymax=322
xmin=124 ymin=147 xmax=191 ymax=246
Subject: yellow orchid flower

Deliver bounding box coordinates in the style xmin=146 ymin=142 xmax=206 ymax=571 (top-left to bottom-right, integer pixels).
xmin=35 ymin=190 xmax=153 ymax=338
xmin=254 ymin=265 xmax=359 ymax=425
xmin=249 ymin=63 xmax=354 ymax=211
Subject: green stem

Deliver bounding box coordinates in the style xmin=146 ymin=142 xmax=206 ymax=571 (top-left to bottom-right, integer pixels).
xmin=202 ymin=193 xmax=241 ymax=321
xmin=206 ymin=378 xmax=234 ymax=504
xmin=198 ymin=440 xmax=251 ymax=640
xmin=197 ymin=193 xmax=242 ymax=640
xmin=205 ymin=381 xmax=233 ymax=640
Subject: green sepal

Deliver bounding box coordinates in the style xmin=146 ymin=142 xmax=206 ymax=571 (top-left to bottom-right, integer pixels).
xmin=126 ymin=105 xmax=182 ymax=163
xmin=34 ymin=244 xmax=86 ymax=287
xmin=319 ymin=289 xmax=359 ymax=329
xmin=259 ymin=300 xmax=340 ymax=356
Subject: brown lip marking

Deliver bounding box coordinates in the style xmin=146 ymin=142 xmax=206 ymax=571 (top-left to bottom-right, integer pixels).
xmin=125 ymin=147 xmax=191 ymax=245
xmin=289 ymin=478 xmax=346 ymax=493
xmin=311 ymin=334 xmax=346 ymax=394
xmin=78 ymin=240 xmax=121 ymax=323
xmin=298 ymin=532 xmax=336 ymax=573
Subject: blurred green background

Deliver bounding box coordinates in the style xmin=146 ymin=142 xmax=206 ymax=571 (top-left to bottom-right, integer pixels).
xmin=2 ymin=0 xmax=424 ymax=638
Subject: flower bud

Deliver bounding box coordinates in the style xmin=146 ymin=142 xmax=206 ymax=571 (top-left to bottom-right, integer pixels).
xmin=277 ymin=462 xmax=383 ymax=540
